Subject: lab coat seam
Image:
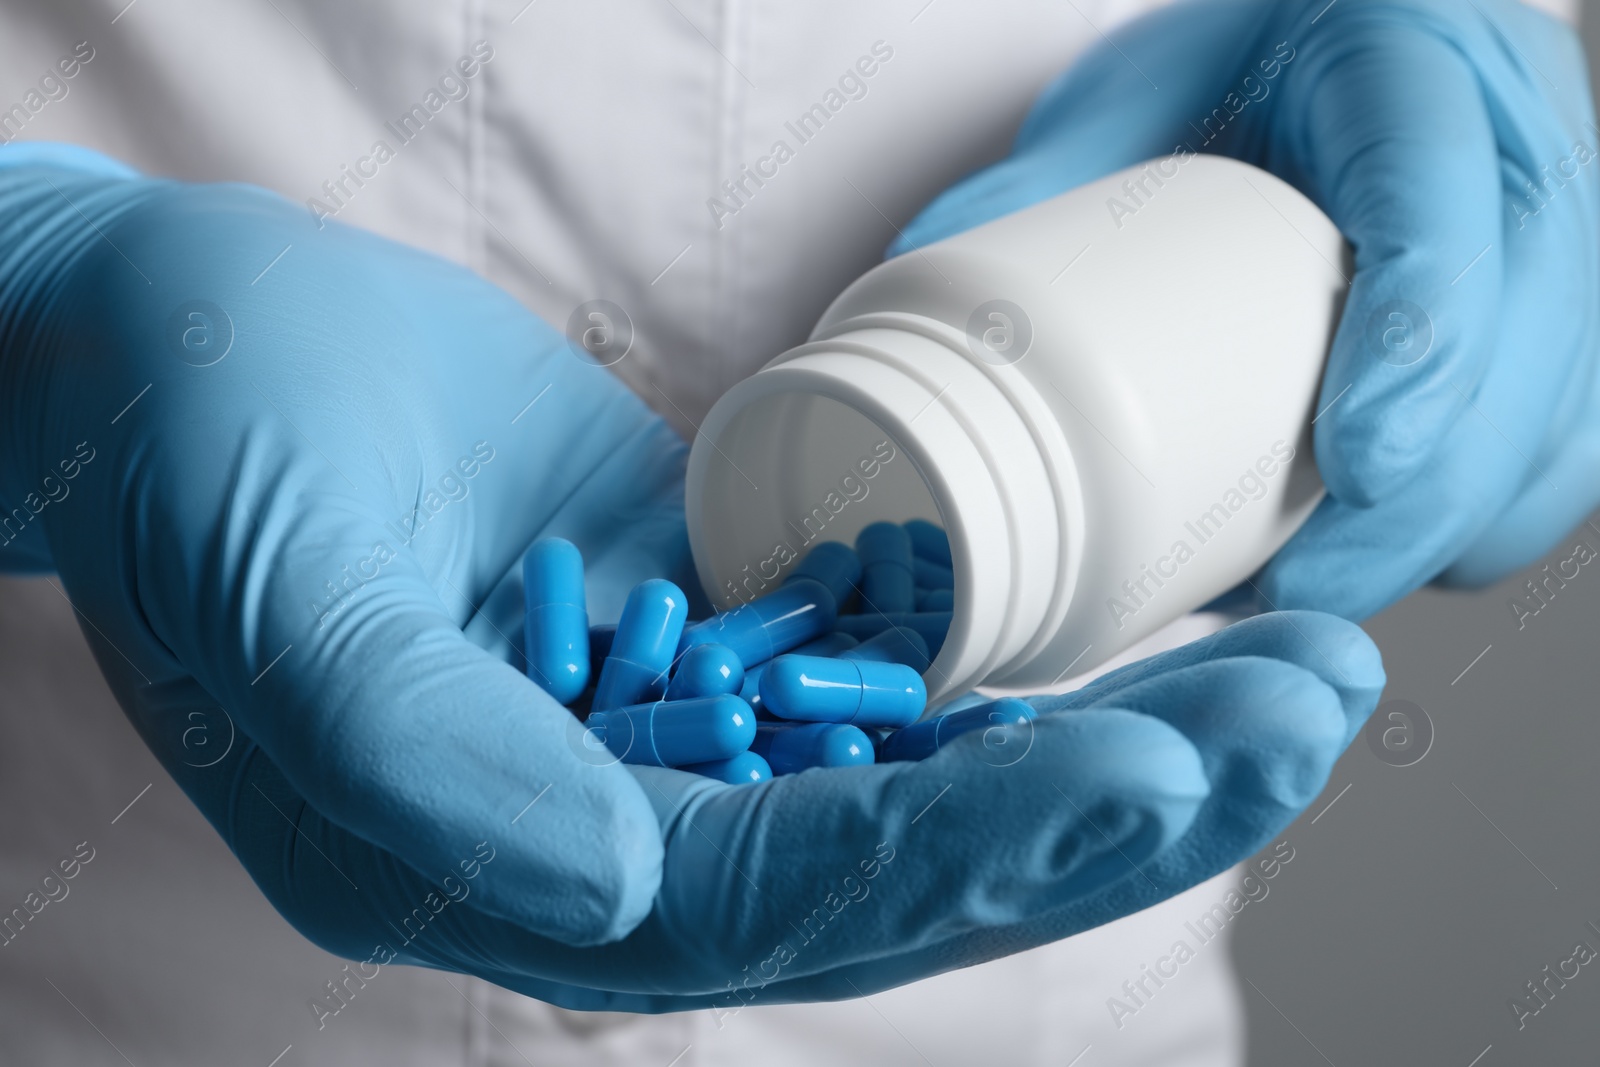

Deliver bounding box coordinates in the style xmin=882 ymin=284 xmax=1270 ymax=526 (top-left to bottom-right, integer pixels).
xmin=704 ymin=0 xmax=745 ymax=415
xmin=721 ymin=0 xmax=752 ymax=410
xmin=459 ymin=970 xmax=475 ymax=1067
xmin=464 ymin=974 xmax=489 ymax=1067
xmin=466 ymin=0 xmax=488 ymax=278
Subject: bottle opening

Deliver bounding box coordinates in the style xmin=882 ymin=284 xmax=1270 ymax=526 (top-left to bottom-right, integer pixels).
xmin=690 ymin=389 xmax=939 ymax=606
xmin=687 ymin=333 xmax=1067 ymax=699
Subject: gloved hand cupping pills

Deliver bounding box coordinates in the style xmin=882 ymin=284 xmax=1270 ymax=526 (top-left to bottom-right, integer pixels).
xmin=524 ymin=521 xmax=1034 ymax=784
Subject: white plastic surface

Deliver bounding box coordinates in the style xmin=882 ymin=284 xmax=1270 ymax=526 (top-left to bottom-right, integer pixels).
xmin=687 ymin=155 xmax=1347 ymax=697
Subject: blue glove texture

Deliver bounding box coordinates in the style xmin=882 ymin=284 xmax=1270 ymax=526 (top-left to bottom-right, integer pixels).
xmin=0 ymin=147 xmax=1380 ymax=1010
xmin=891 ymin=0 xmax=1600 ymax=620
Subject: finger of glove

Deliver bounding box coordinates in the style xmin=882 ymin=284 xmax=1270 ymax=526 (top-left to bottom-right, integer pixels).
xmin=1279 ymin=10 xmax=1511 ymax=506
xmin=226 ymin=515 xmax=662 ymax=945
xmin=887 ymin=1 xmax=1269 ymax=256
xmin=1435 ymin=19 xmax=1600 ymax=586
xmin=249 ymin=708 xmax=1206 ymax=998
xmin=1008 ymin=657 xmax=1346 ymax=974
xmin=73 ymin=655 xmax=654 ymax=985
xmin=641 ymin=653 xmax=1349 ymax=1007
xmin=1061 ymin=656 xmax=1347 ymax=823
xmin=220 ymin=752 xmax=677 ymax=1012
xmin=1437 ymin=300 xmax=1600 ymax=587
xmin=60 ymin=404 xmax=664 ymax=946
xmin=1442 ymin=430 xmax=1600 ymax=588
xmin=1051 ymin=610 xmax=1384 ymax=744
xmin=611 ymin=710 xmax=1204 ymax=995
xmin=1258 ymin=153 xmax=1592 ymax=617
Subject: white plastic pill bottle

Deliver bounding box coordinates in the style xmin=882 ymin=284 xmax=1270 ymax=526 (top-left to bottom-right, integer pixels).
xmin=686 ymin=155 xmax=1348 ymax=699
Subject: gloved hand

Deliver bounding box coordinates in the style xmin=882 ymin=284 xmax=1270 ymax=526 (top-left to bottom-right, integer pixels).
xmin=892 ymin=0 xmax=1600 ymax=619
xmin=0 ymin=145 xmax=1380 ymax=1010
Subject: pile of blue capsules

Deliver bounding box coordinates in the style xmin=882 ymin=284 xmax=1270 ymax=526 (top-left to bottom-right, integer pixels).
xmin=523 ymin=519 xmax=1035 ymax=784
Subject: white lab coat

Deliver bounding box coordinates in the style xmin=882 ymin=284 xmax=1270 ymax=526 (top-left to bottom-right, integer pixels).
xmin=0 ymin=1 xmax=1574 ymax=1064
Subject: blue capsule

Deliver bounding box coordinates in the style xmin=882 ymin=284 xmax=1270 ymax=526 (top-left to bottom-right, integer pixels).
xmin=523 ymin=538 xmax=590 ymax=704
xmin=915 ymin=588 xmax=954 ymax=612
xmin=680 ymin=578 xmax=837 ymax=669
xmin=855 ymin=522 xmax=915 ymax=613
xmin=740 ymin=631 xmax=859 ymax=714
xmin=591 ymin=579 xmax=689 ymax=712
xmin=681 ymin=750 xmax=772 ymax=784
xmin=759 ymin=655 xmax=925 ymax=727
xmin=904 ymin=519 xmax=952 ymax=567
xmin=912 ymin=557 xmax=955 ymax=591
xmin=834 ymin=612 xmax=952 ymax=658
xmin=784 ymin=541 xmax=861 ymax=609
xmin=880 ymin=698 xmax=1036 ymax=762
xmin=839 ymin=625 xmax=929 ymax=672
xmin=586 ymin=694 xmax=756 ymax=767
xmin=666 ymin=642 xmax=745 ymax=700
xmin=752 ymin=722 xmax=875 ymax=775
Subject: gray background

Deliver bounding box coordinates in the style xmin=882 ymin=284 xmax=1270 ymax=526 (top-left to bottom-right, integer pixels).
xmin=1239 ymin=547 xmax=1600 ymax=1066
xmin=1237 ymin=11 xmax=1600 ymax=1063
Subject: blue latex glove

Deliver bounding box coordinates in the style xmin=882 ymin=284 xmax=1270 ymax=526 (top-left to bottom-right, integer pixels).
xmin=892 ymin=0 xmax=1600 ymax=620
xmin=0 ymin=146 xmax=1381 ymax=1009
